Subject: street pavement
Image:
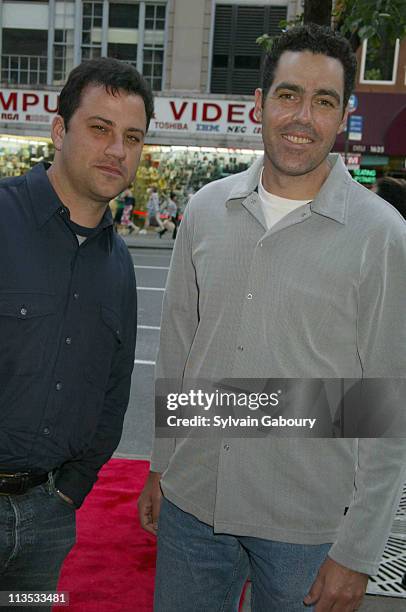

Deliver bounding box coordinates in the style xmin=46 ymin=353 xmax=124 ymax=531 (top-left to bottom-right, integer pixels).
xmin=115 ymin=240 xmax=405 ymax=610
xmin=114 ymin=243 xmax=172 ymax=460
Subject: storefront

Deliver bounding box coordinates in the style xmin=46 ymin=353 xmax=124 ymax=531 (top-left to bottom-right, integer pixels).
xmin=0 ymin=134 xmax=53 ymax=175
xmin=334 ymin=92 xmax=406 ymax=183
xmin=1 ymin=87 xmax=404 ymax=205
xmin=0 ymin=88 xmax=263 ymax=210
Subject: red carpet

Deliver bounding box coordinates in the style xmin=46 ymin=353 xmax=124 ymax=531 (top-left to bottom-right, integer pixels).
xmin=56 ymin=459 xmax=156 ymax=612
xmin=56 ymin=458 xmax=248 ymax=611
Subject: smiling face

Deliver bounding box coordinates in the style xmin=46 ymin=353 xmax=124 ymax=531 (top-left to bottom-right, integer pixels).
xmin=255 ymin=51 xmax=348 ymax=188
xmin=51 ymin=84 xmax=147 ymax=206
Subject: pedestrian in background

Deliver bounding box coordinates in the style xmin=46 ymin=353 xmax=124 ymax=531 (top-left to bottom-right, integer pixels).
xmin=375 ymin=176 xmax=406 ymax=218
xmin=142 ymin=186 xmax=165 ymax=232
xmin=119 ymin=186 xmax=139 ymax=235
xmin=158 ymin=192 xmax=178 ymax=239
xmin=139 ymin=24 xmax=406 ymax=612
xmin=0 ymin=57 xmax=153 ymax=602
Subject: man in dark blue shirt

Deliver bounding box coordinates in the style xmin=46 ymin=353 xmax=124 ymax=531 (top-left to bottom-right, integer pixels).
xmin=0 ymin=57 xmax=153 ymax=598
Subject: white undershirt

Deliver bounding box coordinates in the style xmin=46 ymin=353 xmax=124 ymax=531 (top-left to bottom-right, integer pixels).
xmin=258 ymin=169 xmax=311 ymax=230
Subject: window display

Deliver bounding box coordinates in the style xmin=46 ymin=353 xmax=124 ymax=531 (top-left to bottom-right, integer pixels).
xmin=133 ymin=145 xmax=262 ymax=210
xmin=0 ymin=135 xmax=53 ymax=176
xmin=0 ymin=136 xmax=262 ymax=211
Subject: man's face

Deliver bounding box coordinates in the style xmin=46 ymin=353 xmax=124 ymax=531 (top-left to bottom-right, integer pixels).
xmin=52 ymin=84 xmax=147 ymax=202
xmin=254 ymin=51 xmax=348 ymax=178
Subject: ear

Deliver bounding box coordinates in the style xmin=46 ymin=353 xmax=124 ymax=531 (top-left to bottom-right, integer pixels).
xmin=254 ymin=88 xmax=263 ymax=122
xmin=337 ymin=105 xmax=349 ymax=135
xmin=50 ymin=115 xmax=66 ymax=151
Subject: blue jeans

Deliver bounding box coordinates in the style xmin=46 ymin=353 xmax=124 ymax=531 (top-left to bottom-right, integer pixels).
xmin=155 ymin=497 xmax=332 ymax=612
xmin=0 ymin=473 xmax=76 ymax=610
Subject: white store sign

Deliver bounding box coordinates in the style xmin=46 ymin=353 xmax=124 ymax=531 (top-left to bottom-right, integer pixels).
xmin=0 ymin=89 xmax=262 ymax=137
xmin=0 ymin=89 xmax=59 ymax=124
xmin=151 ymin=98 xmax=262 ymax=136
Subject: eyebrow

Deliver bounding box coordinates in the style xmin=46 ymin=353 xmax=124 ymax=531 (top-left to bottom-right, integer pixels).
xmin=274 ymin=83 xmax=341 ymax=105
xmin=314 ymin=88 xmax=341 ymax=105
xmin=87 ymin=115 xmax=145 ymax=137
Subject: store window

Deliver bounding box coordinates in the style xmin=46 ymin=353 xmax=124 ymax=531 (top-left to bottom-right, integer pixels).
xmin=0 ymin=136 xmax=262 ymax=217
xmin=0 ymin=136 xmax=53 ymax=178
xmin=211 ymin=4 xmax=287 ymax=95
xmin=109 ymin=2 xmax=139 ymax=28
xmin=133 ymin=146 xmax=262 ymax=212
xmin=82 ymin=1 xmax=103 ymax=60
xmin=1 ymin=28 xmax=48 ymax=85
xmin=360 ymin=37 xmax=400 ymax=84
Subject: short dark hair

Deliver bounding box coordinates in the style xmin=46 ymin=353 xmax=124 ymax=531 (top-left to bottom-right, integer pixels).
xmin=58 ymin=57 xmax=154 ymax=131
xmin=376 ymin=177 xmax=406 ymax=217
xmin=262 ymin=24 xmax=357 ymax=110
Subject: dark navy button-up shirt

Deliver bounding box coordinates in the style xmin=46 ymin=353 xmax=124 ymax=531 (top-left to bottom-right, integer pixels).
xmin=0 ymin=163 xmax=137 ymax=507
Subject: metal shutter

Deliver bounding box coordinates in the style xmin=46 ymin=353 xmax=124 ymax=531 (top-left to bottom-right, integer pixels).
xmin=211 ymin=4 xmax=288 ymax=95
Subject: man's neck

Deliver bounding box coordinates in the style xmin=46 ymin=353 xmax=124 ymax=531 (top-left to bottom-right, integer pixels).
xmin=261 ymin=158 xmax=331 ymax=200
xmin=47 ymin=164 xmax=106 ymax=228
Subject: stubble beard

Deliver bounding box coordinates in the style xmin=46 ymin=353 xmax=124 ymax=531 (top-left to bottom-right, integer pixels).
xmin=264 ymin=139 xmax=333 ymax=179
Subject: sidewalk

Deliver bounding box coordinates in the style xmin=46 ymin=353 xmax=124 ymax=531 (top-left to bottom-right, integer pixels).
xmin=121 ymin=228 xmax=175 ymax=250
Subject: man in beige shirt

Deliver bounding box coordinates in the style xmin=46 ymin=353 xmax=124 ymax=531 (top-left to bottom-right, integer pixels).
xmin=138 ymin=25 xmax=406 ymax=612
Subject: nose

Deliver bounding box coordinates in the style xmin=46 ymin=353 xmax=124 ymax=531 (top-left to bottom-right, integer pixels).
xmin=293 ymin=97 xmax=313 ymax=123
xmin=104 ymin=134 xmax=126 ymax=161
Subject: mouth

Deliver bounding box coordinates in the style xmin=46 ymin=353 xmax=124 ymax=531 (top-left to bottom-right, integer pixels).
xmin=282 ymin=134 xmax=314 ymax=145
xmin=95 ymin=165 xmax=124 ymax=177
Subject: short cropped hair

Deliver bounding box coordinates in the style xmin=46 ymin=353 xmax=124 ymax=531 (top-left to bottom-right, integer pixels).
xmin=58 ymin=57 xmax=154 ymax=131
xmin=262 ymin=24 xmax=357 ymax=110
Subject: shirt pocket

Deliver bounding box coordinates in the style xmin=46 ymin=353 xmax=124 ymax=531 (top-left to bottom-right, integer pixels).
xmin=0 ymin=291 xmax=57 ymax=375
xmin=84 ymin=305 xmax=122 ymax=390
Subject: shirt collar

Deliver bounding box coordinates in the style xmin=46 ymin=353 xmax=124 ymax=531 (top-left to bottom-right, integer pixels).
xmin=26 ymin=162 xmax=114 ymax=250
xmin=225 ymin=153 xmax=352 ymax=225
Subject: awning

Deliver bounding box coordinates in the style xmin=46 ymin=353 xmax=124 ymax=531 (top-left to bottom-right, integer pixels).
xmin=334 ymin=93 xmax=406 ymax=156
xmin=384 ymin=106 xmax=406 ymax=156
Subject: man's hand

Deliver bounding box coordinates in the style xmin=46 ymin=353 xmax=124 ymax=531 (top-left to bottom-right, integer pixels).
xmin=303 ymin=557 xmax=368 ymax=611
xmin=137 ymin=471 xmax=162 ymax=535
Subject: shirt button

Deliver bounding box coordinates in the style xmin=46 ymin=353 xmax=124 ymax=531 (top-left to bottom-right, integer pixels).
xmin=65 ymin=337 xmax=72 ymax=345
xmin=56 ymin=382 xmax=63 ymax=391
xmin=73 ymin=292 xmax=79 ymax=300
xmin=20 ymin=306 xmax=28 ymax=316
xmin=238 ymin=345 xmax=244 ymax=351
xmin=247 ymin=293 xmax=253 ymax=300
xmin=43 ymin=427 xmax=50 ymax=436
xmin=223 ymin=444 xmax=230 ymax=451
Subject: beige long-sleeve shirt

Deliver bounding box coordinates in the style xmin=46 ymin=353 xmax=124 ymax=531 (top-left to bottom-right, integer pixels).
xmin=151 ymin=154 xmax=406 ymax=575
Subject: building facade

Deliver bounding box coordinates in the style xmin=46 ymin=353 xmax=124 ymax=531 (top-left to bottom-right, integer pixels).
xmin=0 ymin=0 xmax=404 ymax=202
